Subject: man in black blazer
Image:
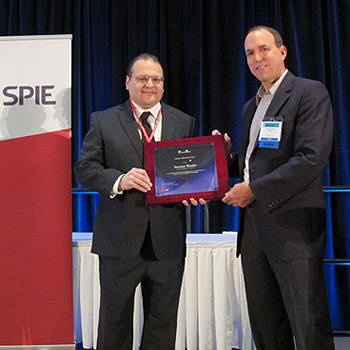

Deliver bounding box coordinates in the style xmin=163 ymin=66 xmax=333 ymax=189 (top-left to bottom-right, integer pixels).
xmin=217 ymin=27 xmax=334 ymax=349
xmin=75 ymin=54 xmax=195 ymax=350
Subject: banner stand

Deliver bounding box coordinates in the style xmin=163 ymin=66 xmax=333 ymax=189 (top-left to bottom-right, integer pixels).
xmin=0 ymin=35 xmax=74 ymax=349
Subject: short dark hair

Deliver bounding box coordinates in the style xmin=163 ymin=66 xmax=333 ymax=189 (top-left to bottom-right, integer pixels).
xmin=126 ymin=53 xmax=163 ymax=76
xmin=247 ymin=26 xmax=284 ymax=47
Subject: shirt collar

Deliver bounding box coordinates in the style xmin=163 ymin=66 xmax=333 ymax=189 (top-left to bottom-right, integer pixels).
xmin=131 ymin=101 xmax=161 ymax=121
xmin=256 ymin=69 xmax=288 ymax=105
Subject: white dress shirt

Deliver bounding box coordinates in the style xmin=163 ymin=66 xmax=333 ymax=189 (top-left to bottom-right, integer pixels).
xmin=111 ymin=101 xmax=163 ymax=196
xmin=243 ymin=69 xmax=288 ymax=183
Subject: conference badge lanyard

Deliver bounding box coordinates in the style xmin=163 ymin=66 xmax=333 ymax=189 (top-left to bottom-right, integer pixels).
xmin=258 ymin=116 xmax=283 ymax=149
xmin=129 ymin=98 xmax=162 ymax=143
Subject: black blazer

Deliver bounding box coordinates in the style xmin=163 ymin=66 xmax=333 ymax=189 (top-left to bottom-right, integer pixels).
xmin=231 ymin=71 xmax=333 ymax=260
xmin=75 ymin=100 xmax=195 ymax=260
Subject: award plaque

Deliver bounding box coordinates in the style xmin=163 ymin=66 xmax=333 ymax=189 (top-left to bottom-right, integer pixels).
xmin=144 ymin=135 xmax=229 ymax=205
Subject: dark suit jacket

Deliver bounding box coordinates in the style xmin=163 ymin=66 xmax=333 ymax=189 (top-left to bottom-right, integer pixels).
xmin=231 ymin=71 xmax=333 ymax=260
xmin=75 ymin=100 xmax=195 ymax=260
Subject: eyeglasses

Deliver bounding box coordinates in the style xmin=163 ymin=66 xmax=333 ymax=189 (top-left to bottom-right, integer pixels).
xmin=132 ymin=75 xmax=164 ymax=85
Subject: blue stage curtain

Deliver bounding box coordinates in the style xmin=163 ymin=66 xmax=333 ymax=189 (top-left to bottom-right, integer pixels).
xmin=0 ymin=0 xmax=349 ymax=332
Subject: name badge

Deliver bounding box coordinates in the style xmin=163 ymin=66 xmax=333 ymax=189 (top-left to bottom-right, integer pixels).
xmin=259 ymin=118 xmax=282 ymax=149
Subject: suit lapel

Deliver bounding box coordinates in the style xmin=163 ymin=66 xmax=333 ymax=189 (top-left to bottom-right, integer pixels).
xmin=265 ymin=71 xmax=293 ymax=118
xmin=118 ymin=101 xmax=144 ymax=160
xmin=240 ymin=98 xmax=256 ymax=153
xmin=160 ymin=103 xmax=176 ymax=141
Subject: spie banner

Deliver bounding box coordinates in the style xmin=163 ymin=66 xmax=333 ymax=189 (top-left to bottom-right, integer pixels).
xmin=0 ymin=35 xmax=74 ymax=348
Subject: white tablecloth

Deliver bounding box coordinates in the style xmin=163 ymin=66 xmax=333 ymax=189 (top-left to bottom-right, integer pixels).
xmin=73 ymin=232 xmax=255 ymax=350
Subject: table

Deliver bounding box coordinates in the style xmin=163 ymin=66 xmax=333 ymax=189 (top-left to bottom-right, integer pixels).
xmin=73 ymin=232 xmax=255 ymax=350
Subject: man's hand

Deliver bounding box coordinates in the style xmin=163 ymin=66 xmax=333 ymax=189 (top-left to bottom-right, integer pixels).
xmin=222 ymin=182 xmax=255 ymax=207
xmin=212 ymin=129 xmax=232 ymax=154
xmin=119 ymin=167 xmax=152 ymax=192
xmin=182 ymin=129 xmax=232 ymax=207
xmin=182 ymin=198 xmax=206 ymax=207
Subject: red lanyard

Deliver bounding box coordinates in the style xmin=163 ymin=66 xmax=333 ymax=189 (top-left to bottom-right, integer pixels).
xmin=129 ymin=99 xmax=162 ymax=143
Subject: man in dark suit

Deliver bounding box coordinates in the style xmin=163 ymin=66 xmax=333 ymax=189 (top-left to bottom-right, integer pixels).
xmin=216 ymin=26 xmax=334 ymax=349
xmin=75 ymin=53 xmax=195 ymax=350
